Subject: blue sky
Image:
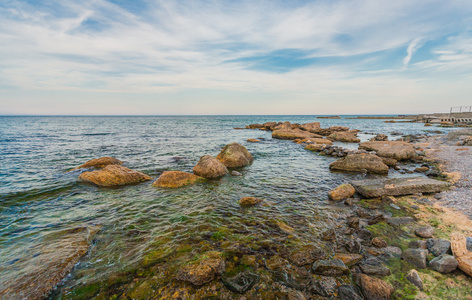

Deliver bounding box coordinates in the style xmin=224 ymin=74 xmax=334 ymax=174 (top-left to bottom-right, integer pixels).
xmin=1 ymin=0 xmax=472 ymax=115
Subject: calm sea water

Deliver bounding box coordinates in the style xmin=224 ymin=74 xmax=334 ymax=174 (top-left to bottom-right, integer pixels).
xmin=0 ymin=116 xmax=451 ymax=298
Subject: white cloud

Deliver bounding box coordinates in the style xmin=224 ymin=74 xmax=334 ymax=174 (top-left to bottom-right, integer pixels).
xmin=403 ymin=37 xmax=424 ymax=66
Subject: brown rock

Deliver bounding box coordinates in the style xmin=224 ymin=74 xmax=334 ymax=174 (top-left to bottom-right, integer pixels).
xmin=415 ymin=167 xmax=429 ymax=173
xmin=216 ymin=143 xmax=253 ymax=168
xmin=193 ymin=155 xmax=228 ymax=178
xmin=289 ymin=245 xmax=326 ymax=266
xmin=176 ymin=252 xmax=225 ymax=286
xmin=355 ymin=274 xmax=394 ymax=300
xmin=381 ymin=157 xmax=397 ymax=167
xmin=328 ymin=131 xmax=361 ymax=143
xmin=239 ymin=197 xmax=263 ymax=206
xmin=372 ymin=237 xmax=388 ymax=248
xmin=328 ymin=184 xmax=356 ymax=201
xmin=451 ymin=232 xmax=472 ymax=277
xmin=72 ymin=156 xmax=123 ymax=170
xmin=78 ymin=165 xmax=151 ymax=187
xmin=272 ymin=129 xmax=322 ymax=140
xmin=333 ymin=253 xmax=362 ymax=266
xmin=305 ymin=143 xmax=324 ymax=152
xmin=329 ymin=153 xmax=389 ymax=175
xmin=359 ymin=141 xmax=416 ymax=160
xmin=370 ymin=134 xmax=388 ymax=141
xmin=247 ymin=139 xmax=260 ymax=143
xmin=273 ymin=121 xmax=292 ymax=131
xmin=303 ymin=138 xmax=333 ymax=145
xmin=300 ymin=122 xmax=321 ymax=133
xmin=152 ymin=171 xmax=202 ymax=188
xmin=330 ymin=126 xmax=350 ymax=132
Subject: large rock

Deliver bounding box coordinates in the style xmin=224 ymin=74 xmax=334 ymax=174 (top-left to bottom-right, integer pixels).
xmin=333 ymin=253 xmax=363 ymax=266
xmin=311 ymin=259 xmax=349 ymax=276
xmin=289 ymin=245 xmax=325 ymax=266
xmin=429 ymin=254 xmax=458 ymax=273
xmin=72 ymin=156 xmax=123 ymax=170
xmin=350 ymin=177 xmax=450 ymax=198
xmin=305 ymin=143 xmax=324 ymax=152
xmin=328 ymin=184 xmax=356 ymax=201
xmin=216 ymin=143 xmax=253 ymax=168
xmin=272 ymin=129 xmax=322 ymax=140
xmin=299 ymin=122 xmax=321 ymax=132
xmin=451 ymin=232 xmax=472 ymax=277
xmin=78 ymin=165 xmax=151 ymax=187
xmin=338 ymin=285 xmax=364 ymax=300
xmin=0 ymin=226 xmax=100 ymax=300
xmin=406 ymin=269 xmax=423 ymax=290
xmin=359 ymin=141 xmax=416 ymax=160
xmin=355 ymin=273 xmax=394 ymax=300
xmin=427 ymin=238 xmax=451 ymax=257
xmin=402 ymin=248 xmax=428 ymax=269
xmin=328 ymin=131 xmax=360 ymax=143
xmin=359 ymin=257 xmax=391 ymax=276
xmin=176 ymin=252 xmax=225 ymax=286
xmin=152 ymin=171 xmax=202 ymax=188
xmin=415 ymin=226 xmax=434 ymax=238
xmin=193 ymin=155 xmax=228 ymax=178
xmin=329 ymin=153 xmax=389 ymax=175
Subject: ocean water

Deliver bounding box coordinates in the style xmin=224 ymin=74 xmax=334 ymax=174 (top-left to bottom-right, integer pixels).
xmin=0 ymin=116 xmax=451 ymax=298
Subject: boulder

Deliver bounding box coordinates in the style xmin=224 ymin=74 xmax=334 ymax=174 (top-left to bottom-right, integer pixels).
xmin=320 ymin=228 xmax=337 ymax=241
xmin=152 ymin=171 xmax=202 ymax=188
xmin=402 ymin=249 xmax=428 ymax=269
xmin=328 ymin=184 xmax=356 ymax=201
xmin=329 ymin=153 xmax=389 ymax=175
xmin=246 ymin=123 xmax=264 ymax=129
xmin=381 ymin=157 xmax=397 ymax=167
xmin=239 ymin=197 xmax=263 ymax=206
xmin=311 ymin=259 xmax=349 ymax=276
xmin=451 ymin=232 xmax=472 ymax=277
xmin=415 ymin=226 xmax=434 ymax=238
xmin=333 ymin=253 xmax=363 ymax=266
xmin=306 ymin=277 xmax=337 ymax=297
xmin=359 ymin=141 xmax=415 ymax=160
xmin=429 ymin=254 xmax=458 ymax=273
xmin=289 ymin=245 xmax=325 ymax=266
xmin=359 ymin=257 xmax=391 ymax=276
xmin=305 ymin=143 xmax=324 ymax=152
xmin=372 ymin=237 xmax=388 ymax=248
xmin=330 ymin=126 xmax=350 ymax=131
xmin=216 ymin=143 xmax=253 ymax=168
xmin=299 ymin=122 xmax=321 ymax=132
xmin=427 ymin=238 xmax=451 ymax=256
xmin=176 ymin=252 xmax=225 ymax=286
xmin=406 ymin=269 xmax=423 ymax=290
xmin=193 ymin=155 xmax=228 ymax=178
xmin=72 ymin=156 xmax=123 ymax=170
xmin=328 ymin=132 xmax=360 ymax=143
xmin=338 ymin=285 xmax=364 ymax=300
xmin=355 ymin=273 xmax=394 ymax=300
xmin=350 ymin=177 xmax=449 ymax=198
xmin=273 ymin=121 xmax=292 ymax=131
xmin=345 ymin=238 xmax=363 ymax=254
xmin=222 ymin=271 xmax=259 ymax=294
xmin=272 ymin=129 xmax=322 ymax=140
xmin=78 ymin=165 xmax=151 ymax=187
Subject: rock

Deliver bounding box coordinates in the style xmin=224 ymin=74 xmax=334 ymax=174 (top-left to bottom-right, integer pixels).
xmin=427 ymin=238 xmax=451 ymax=256
xmin=320 ymin=228 xmax=337 ymax=241
xmin=266 ymin=255 xmax=291 ymax=271
xmin=329 ymin=153 xmax=389 ymax=175
xmin=272 ymin=129 xmax=322 ymax=140
xmin=415 ymin=226 xmax=434 ymax=238
xmin=306 ymin=277 xmax=337 ymax=297
xmin=333 ymin=253 xmax=363 ymax=266
xmin=409 ymin=240 xmax=428 ymax=249
xmin=328 ymin=131 xmax=360 ymax=143
xmin=231 ymin=170 xmax=242 ymax=176
xmin=328 ymin=184 xmax=356 ymax=201
xmin=152 ymin=171 xmax=202 ymax=188
xmin=299 ymin=122 xmax=321 ymax=132
xmin=467 ymin=237 xmax=472 ymax=251
xmin=402 ymin=249 xmax=428 ymax=269
xmin=383 ymin=246 xmax=402 ymax=258
xmin=305 ymin=143 xmax=324 ymax=152
xmin=346 ymin=238 xmax=363 ymax=254
xmin=356 ymin=228 xmax=373 ymax=246
xmin=330 ymin=126 xmax=350 ymax=131
xmin=451 ymin=232 xmax=472 ymax=277
xmin=406 ymin=269 xmax=423 ymax=290
xmin=387 ymin=217 xmax=415 ymax=226
xmin=72 ymin=156 xmax=123 ymax=170
xmin=311 ymin=259 xmax=349 ymax=276
xmin=247 ymin=138 xmax=260 ymax=143
xmin=429 ymin=254 xmax=458 ymax=273
xmin=288 ymin=290 xmax=307 ymax=300
xmin=350 ymin=177 xmax=449 ymax=198
xmin=241 ymin=255 xmax=257 ymax=267
xmin=216 ymin=143 xmax=254 ymax=168
xmin=381 ymin=157 xmax=398 ymax=167
xmin=239 ymin=197 xmax=263 ymax=206
xmin=289 ymin=245 xmax=325 ymax=266
xmin=355 ymin=273 xmax=394 ymax=300
xmin=368 ymin=214 xmax=386 ymax=225
xmin=371 ymin=134 xmax=388 ymax=141
xmin=372 ymin=237 xmax=388 ymax=248
xmin=0 ymin=226 xmax=100 ymax=300
xmin=348 ymin=217 xmax=360 ymax=229
xmin=415 ymin=167 xmax=429 ymax=173
xmin=246 ymin=123 xmax=264 ymax=129
xmin=176 ymin=252 xmax=225 ymax=286
xmin=193 ymin=155 xmax=228 ymax=178
xmin=78 ymin=165 xmax=151 ymax=187
xmin=359 ymin=257 xmax=391 ymax=276
xmin=359 ymin=141 xmax=416 ymax=160
xmin=338 ymin=285 xmax=364 ymax=300
xmin=308 ymin=138 xmax=333 ymax=145
xmin=274 ymin=121 xmax=292 ymax=131
xmin=222 ymin=271 xmax=259 ymax=294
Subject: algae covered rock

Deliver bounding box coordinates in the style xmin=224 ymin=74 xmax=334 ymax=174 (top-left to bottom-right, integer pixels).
xmin=355 ymin=273 xmax=394 ymax=300
xmin=333 ymin=253 xmax=362 ymax=267
xmin=216 ymin=143 xmax=253 ymax=168
xmin=176 ymin=252 xmax=225 ymax=286
xmin=222 ymin=271 xmax=259 ymax=294
xmin=239 ymin=197 xmax=263 ymax=206
xmin=78 ymin=165 xmax=151 ymax=187
xmin=402 ymin=248 xmax=428 ymax=269
xmin=406 ymin=269 xmax=423 ymax=290
xmin=328 ymin=183 xmax=356 ymax=201
xmin=429 ymin=254 xmax=458 ymax=273
xmin=152 ymin=171 xmax=202 ymax=188
xmin=311 ymin=259 xmax=349 ymax=276
xmin=193 ymin=155 xmax=228 ymax=178
xmin=289 ymin=245 xmax=326 ymax=266
xmin=72 ymin=156 xmax=123 ymax=170
xmin=359 ymin=141 xmax=415 ymax=160
xmin=329 ymin=153 xmax=389 ymax=175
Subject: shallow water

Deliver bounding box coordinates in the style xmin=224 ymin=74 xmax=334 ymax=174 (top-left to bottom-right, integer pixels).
xmin=0 ymin=116 xmax=453 ymax=298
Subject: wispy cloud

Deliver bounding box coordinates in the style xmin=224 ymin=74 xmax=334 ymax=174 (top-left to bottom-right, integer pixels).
xmin=403 ymin=37 xmax=424 ymax=66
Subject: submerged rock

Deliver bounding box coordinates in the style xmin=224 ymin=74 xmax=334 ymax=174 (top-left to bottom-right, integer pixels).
xmin=406 ymin=269 xmax=424 ymax=290
xmin=72 ymin=156 xmax=123 ymax=170
xmin=78 ymin=165 xmax=151 ymax=187
xmin=451 ymin=233 xmax=472 ymax=277
xmin=328 ymin=183 xmax=356 ymax=201
xmin=222 ymin=271 xmax=260 ymax=294
xmin=152 ymin=171 xmax=202 ymax=188
xmin=311 ymin=259 xmax=349 ymax=276
xmin=193 ymin=155 xmax=228 ymax=178
xmin=359 ymin=141 xmax=416 ymax=160
xmin=355 ymin=273 xmax=394 ymax=300
xmin=231 ymin=170 xmax=243 ymax=176
xmin=239 ymin=197 xmax=263 ymax=206
xmin=329 ymin=153 xmax=389 ymax=175
xmin=216 ymin=143 xmax=253 ymax=168
xmin=429 ymin=254 xmax=458 ymax=273
xmin=247 ymin=138 xmax=260 ymax=143
xmin=176 ymin=252 xmax=225 ymax=286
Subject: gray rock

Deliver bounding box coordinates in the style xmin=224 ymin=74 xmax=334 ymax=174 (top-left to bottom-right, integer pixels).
xmin=429 ymin=254 xmax=458 ymax=274
xmin=409 ymin=240 xmax=428 ymax=249
xmin=415 ymin=226 xmax=434 ymax=238
xmin=222 ymin=271 xmax=259 ymax=294
xmin=338 ymin=285 xmax=363 ymax=300
xmin=406 ymin=269 xmax=423 ymax=290
xmin=312 ymin=259 xmax=349 ymax=276
xmin=306 ymin=277 xmax=337 ymax=297
xmin=402 ymin=249 xmax=428 ymax=269
xmin=383 ymin=246 xmax=402 ymax=258
xmin=467 ymin=237 xmax=472 ymax=251
xmin=417 ymin=198 xmax=433 ymax=205
xmin=427 ymin=239 xmax=451 ymax=257
xmin=359 ymin=257 xmax=391 ymax=276
xmin=350 ymin=177 xmax=449 ymax=198
xmin=231 ymin=170 xmax=242 ymax=176
xmin=320 ymin=228 xmax=337 ymax=241
xmin=356 ymin=228 xmax=373 ymax=246
xmin=387 ymin=217 xmax=415 ymax=226
xmin=345 ymin=238 xmax=363 ymax=254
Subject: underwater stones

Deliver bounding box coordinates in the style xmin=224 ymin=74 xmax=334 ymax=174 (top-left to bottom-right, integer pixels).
xmin=78 ymin=165 xmax=151 ymax=187
xmin=359 ymin=257 xmax=391 ymax=276
xmin=289 ymin=245 xmax=325 ymax=266
xmin=333 ymin=253 xmax=362 ymax=267
xmin=222 ymin=271 xmax=260 ymax=294
xmin=311 ymin=259 xmax=349 ymax=276
xmin=429 ymin=254 xmax=458 ymax=273
xmin=329 ymin=153 xmax=389 ymax=175
xmin=427 ymin=238 xmax=451 ymax=257
xmin=402 ymin=249 xmax=428 ymax=269
xmin=247 ymin=138 xmax=260 ymax=143
xmin=328 ymin=184 xmax=356 ymax=201
xmin=176 ymin=252 xmax=225 ymax=286
xmin=216 ymin=143 xmax=254 ymax=168
xmin=415 ymin=226 xmax=434 ymax=238
xmin=193 ymin=155 xmax=228 ymax=178
xmin=338 ymin=285 xmax=364 ymax=300
xmin=406 ymin=269 xmax=424 ymax=290
xmin=72 ymin=156 xmax=123 ymax=170
xmin=451 ymin=232 xmax=472 ymax=277
xmin=152 ymin=171 xmax=202 ymax=188
xmin=355 ymin=274 xmax=394 ymax=300
xmin=372 ymin=237 xmax=388 ymax=248
xmin=359 ymin=140 xmax=416 ymax=160
xmin=239 ymin=197 xmax=263 ymax=206
xmin=328 ymin=131 xmax=360 ymax=143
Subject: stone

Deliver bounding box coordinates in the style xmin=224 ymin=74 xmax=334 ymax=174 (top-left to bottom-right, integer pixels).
xmin=387 ymin=217 xmax=415 ymax=226
xmin=288 ymin=290 xmax=307 ymax=300
xmin=328 ymin=131 xmax=360 ymax=143
xmin=406 ymin=269 xmax=423 ymax=290
xmin=72 ymin=156 xmax=123 ymax=170
xmin=451 ymin=232 xmax=472 ymax=277
xmin=415 ymin=226 xmax=434 ymax=238
xmin=467 ymin=237 xmax=472 ymax=251
xmin=359 ymin=257 xmax=391 ymax=276
xmin=176 ymin=252 xmax=225 ymax=286
xmin=272 ymin=129 xmax=322 ymax=140
xmin=346 ymin=238 xmax=363 ymax=254
xmin=351 ymin=177 xmax=449 ymax=198
xmin=429 ymin=254 xmax=458 ymax=273
xmin=305 ymin=138 xmax=333 ymax=145
xmin=222 ymin=271 xmax=259 ymax=294
xmin=329 ymin=153 xmax=389 ymax=175
xmin=299 ymin=122 xmax=321 ymax=132
xmin=320 ymin=228 xmax=337 ymax=241
xmin=355 ymin=273 xmax=394 ymax=300
xmin=78 ymin=165 xmax=151 ymax=187
xmin=239 ymin=197 xmax=263 ymax=206
xmin=240 ymin=255 xmax=257 ymax=267
xmin=338 ymin=285 xmax=364 ymax=300
xmin=427 ymin=238 xmax=451 ymax=256
xmin=333 ymin=253 xmax=363 ymax=266
xmin=371 ymin=134 xmax=388 ymax=141
xmin=289 ymin=245 xmax=325 ymax=266
xmin=415 ymin=167 xmax=429 ymax=173
xmin=356 ymin=228 xmax=373 ymax=246
xmin=231 ymin=170 xmax=242 ymax=176
xmin=372 ymin=237 xmax=388 ymax=248
xmin=402 ymin=249 xmax=428 ymax=269
xmin=348 ymin=217 xmax=360 ymax=229
xmin=359 ymin=141 xmax=416 ymax=160
xmin=247 ymin=138 xmax=260 ymax=143
xmin=306 ymin=277 xmax=337 ymax=297
xmin=328 ymin=184 xmax=356 ymax=201
xmin=409 ymin=240 xmax=428 ymax=249
xmin=305 ymin=143 xmax=324 ymax=152
xmin=193 ymin=155 xmax=228 ymax=178
xmin=381 ymin=157 xmax=398 ymax=167
xmin=266 ymin=255 xmax=290 ymax=271
xmin=368 ymin=214 xmax=386 ymax=225
xmin=383 ymin=246 xmax=402 ymax=258
xmin=311 ymin=259 xmax=349 ymax=276
xmin=216 ymin=143 xmax=254 ymax=168
xmin=152 ymin=171 xmax=202 ymax=188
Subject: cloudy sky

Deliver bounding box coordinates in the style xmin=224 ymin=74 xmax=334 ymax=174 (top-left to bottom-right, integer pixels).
xmin=1 ymin=0 xmax=472 ymax=115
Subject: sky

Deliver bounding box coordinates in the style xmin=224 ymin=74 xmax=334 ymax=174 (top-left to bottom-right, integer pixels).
xmin=1 ymin=0 xmax=472 ymax=115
